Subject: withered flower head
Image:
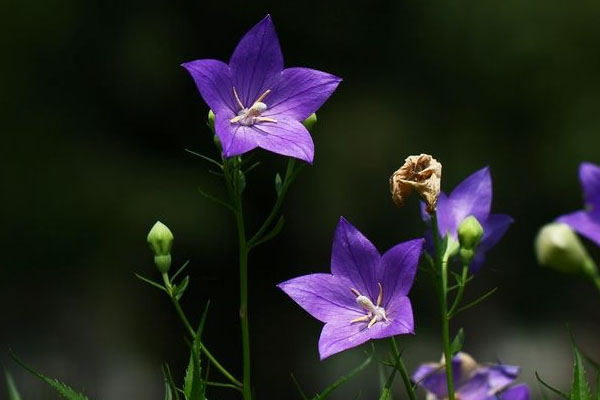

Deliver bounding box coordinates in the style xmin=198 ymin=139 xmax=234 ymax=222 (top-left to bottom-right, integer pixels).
xmin=389 ymin=154 xmax=442 ymax=214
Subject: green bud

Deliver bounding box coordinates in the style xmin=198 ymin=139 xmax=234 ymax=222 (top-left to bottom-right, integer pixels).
xmin=207 ymin=109 xmax=215 ymax=132
xmin=302 ymin=113 xmax=317 ymax=131
xmin=147 ymin=221 xmax=174 ymax=272
xmin=458 ymin=216 xmax=484 ymax=250
xmin=535 ymin=223 xmax=597 ymax=277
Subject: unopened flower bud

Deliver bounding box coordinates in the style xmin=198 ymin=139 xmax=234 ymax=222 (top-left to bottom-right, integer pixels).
xmin=458 ymin=216 xmax=484 ymax=250
xmin=208 ymin=109 xmax=215 ymax=131
xmin=535 ymin=223 xmax=597 ymax=277
xmin=302 ymin=113 xmax=317 ymax=131
xmin=147 ymin=221 xmax=174 ymax=273
xmin=390 ymin=154 xmax=442 ymax=214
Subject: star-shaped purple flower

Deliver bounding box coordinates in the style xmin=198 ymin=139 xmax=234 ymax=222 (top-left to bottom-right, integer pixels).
xmin=278 ymin=217 xmax=423 ymax=360
xmin=557 ymin=162 xmax=600 ymax=246
xmin=412 ymin=352 xmax=530 ymax=400
xmin=422 ymin=167 xmax=513 ymax=273
xmin=182 ymin=15 xmax=341 ymax=163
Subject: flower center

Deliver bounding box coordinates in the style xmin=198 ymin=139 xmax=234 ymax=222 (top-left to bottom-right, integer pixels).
xmin=349 ymin=283 xmax=389 ymax=328
xmin=230 ymin=87 xmax=278 ymax=126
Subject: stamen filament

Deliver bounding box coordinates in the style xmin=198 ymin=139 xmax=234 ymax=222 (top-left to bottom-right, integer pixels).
xmin=233 ymin=87 xmax=245 ymax=110
xmin=255 ymin=89 xmax=271 ymax=103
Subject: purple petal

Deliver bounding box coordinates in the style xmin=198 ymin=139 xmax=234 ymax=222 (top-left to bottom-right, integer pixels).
xmin=277 ymin=273 xmax=362 ymax=323
xmin=447 ymin=167 xmax=492 ymax=233
xmin=330 ymin=217 xmax=381 ymax=302
xmin=369 ymin=296 xmax=414 ymax=339
xmin=413 ymin=357 xmax=463 ymax=398
xmin=229 ymin=15 xmax=283 ymax=107
xmin=377 ymin=239 xmax=423 ymax=306
xmin=318 ymin=317 xmax=373 ymax=360
xmin=181 ymin=59 xmax=236 ymax=113
xmin=247 ymin=118 xmax=315 ymax=163
xmin=579 ymin=162 xmax=600 ymax=208
xmin=480 ymin=364 xmax=519 ymax=392
xmin=432 ymin=192 xmax=458 ymax=239
xmin=214 ymin=112 xmax=259 ymax=157
xmin=500 ymin=384 xmax=530 ymax=400
xmin=557 ymin=210 xmax=600 ymax=246
xmin=263 ymin=67 xmax=342 ymax=121
xmin=469 ymin=213 xmax=513 ymax=273
xmin=457 ymin=371 xmax=491 ymax=400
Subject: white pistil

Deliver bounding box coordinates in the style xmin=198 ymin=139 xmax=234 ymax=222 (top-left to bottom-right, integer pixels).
xmin=349 ymin=283 xmax=389 ymax=329
xmin=230 ymin=87 xmax=277 ymax=126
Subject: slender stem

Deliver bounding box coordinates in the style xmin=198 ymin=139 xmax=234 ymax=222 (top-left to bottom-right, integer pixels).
xmin=248 ymin=159 xmax=302 ymax=247
xmin=447 ymin=262 xmax=469 ymax=319
xmin=389 ymin=337 xmax=416 ymax=400
xmin=161 ymin=273 xmax=242 ymax=387
xmin=431 ymin=214 xmax=456 ymax=400
xmin=224 ymin=157 xmax=252 ymax=400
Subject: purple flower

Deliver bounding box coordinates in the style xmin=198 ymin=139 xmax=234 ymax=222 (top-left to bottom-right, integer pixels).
xmin=182 ymin=15 xmax=341 ymax=163
xmin=557 ymin=162 xmax=600 ymax=246
xmin=412 ymin=352 xmax=530 ymax=400
xmin=423 ymin=167 xmax=513 ymax=273
xmin=278 ymin=217 xmax=423 ymax=360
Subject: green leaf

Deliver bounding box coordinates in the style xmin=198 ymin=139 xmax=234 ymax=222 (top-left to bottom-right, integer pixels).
xmin=10 ymin=351 xmax=91 ymax=400
xmin=450 ymin=328 xmax=465 ymax=356
xmin=173 ymin=276 xmax=190 ymax=301
xmin=313 ymin=344 xmax=375 ymax=400
xmin=250 ymin=216 xmax=285 ymax=248
xmin=571 ymin=339 xmax=592 ymax=400
xmin=535 ymin=371 xmax=569 ymax=400
xmin=171 ymin=260 xmax=190 ymax=282
xmin=184 ymin=302 xmax=210 ymax=400
xmin=5 ymin=370 xmax=22 ymax=400
xmin=162 ymin=365 xmax=180 ymax=400
xmin=275 ymin=173 xmax=283 ymax=197
xmin=290 ymin=374 xmax=309 ymax=400
xmin=595 ymin=371 xmax=600 ymax=400
xmin=135 ymin=273 xmax=167 ymax=292
xmin=378 ymin=351 xmax=402 ymax=400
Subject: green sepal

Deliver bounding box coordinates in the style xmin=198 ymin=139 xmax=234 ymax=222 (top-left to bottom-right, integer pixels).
xmin=441 ymin=235 xmax=459 ymax=262
xmin=535 ymin=371 xmax=569 ymax=400
xmin=5 ymin=370 xmax=22 ymax=400
xmin=450 ymin=328 xmax=465 ymax=356
xmin=10 ymin=351 xmax=91 ymax=400
xmin=311 ymin=344 xmax=375 ymax=400
xmin=302 ymin=113 xmax=317 ymax=131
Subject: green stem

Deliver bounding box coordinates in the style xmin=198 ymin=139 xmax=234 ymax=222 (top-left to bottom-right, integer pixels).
xmin=248 ymin=159 xmax=302 ymax=248
xmin=389 ymin=338 xmax=416 ymax=400
xmin=431 ymin=214 xmax=456 ymax=400
xmin=161 ymin=273 xmax=242 ymax=388
xmin=447 ymin=262 xmax=469 ymax=319
xmin=223 ymin=158 xmax=252 ymax=400
xmin=592 ymin=275 xmax=600 ymax=296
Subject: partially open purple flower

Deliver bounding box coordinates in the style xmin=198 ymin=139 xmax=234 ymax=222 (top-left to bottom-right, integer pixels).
xmin=182 ymin=15 xmax=341 ymax=163
xmin=412 ymin=352 xmax=530 ymax=400
xmin=278 ymin=217 xmax=423 ymax=360
xmin=422 ymin=167 xmax=513 ymax=273
xmin=557 ymin=162 xmax=600 ymax=246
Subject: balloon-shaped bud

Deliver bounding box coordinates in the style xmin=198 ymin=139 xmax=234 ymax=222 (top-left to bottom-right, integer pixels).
xmin=302 ymin=113 xmax=317 ymax=131
xmin=147 ymin=221 xmax=174 ymax=273
xmin=535 ymin=223 xmax=597 ymax=277
xmin=208 ymin=109 xmax=215 ymax=131
xmin=458 ymin=216 xmax=484 ymax=250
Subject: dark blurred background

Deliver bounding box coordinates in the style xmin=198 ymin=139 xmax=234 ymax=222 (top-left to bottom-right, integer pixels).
xmin=2 ymin=0 xmax=600 ymax=398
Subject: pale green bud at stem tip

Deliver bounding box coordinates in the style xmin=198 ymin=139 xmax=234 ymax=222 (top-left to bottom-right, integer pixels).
xmin=458 ymin=216 xmax=484 ymax=250
xmin=147 ymin=221 xmax=174 ymax=273
xmin=535 ymin=223 xmax=598 ymax=278
xmin=302 ymin=113 xmax=317 ymax=131
xmin=208 ymin=109 xmax=215 ymax=131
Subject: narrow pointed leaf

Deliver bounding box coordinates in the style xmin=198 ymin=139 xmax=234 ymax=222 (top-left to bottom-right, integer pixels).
xmin=5 ymin=370 xmax=22 ymax=400
xmin=171 ymin=260 xmax=190 ymax=282
xmin=174 ymin=276 xmax=190 ymax=301
xmin=313 ymin=344 xmax=375 ymax=400
xmin=162 ymin=365 xmax=180 ymax=400
xmin=535 ymin=371 xmax=570 ymax=400
xmin=290 ymin=374 xmax=309 ymax=400
xmin=571 ymin=341 xmax=592 ymax=400
xmin=275 ymin=173 xmax=283 ymax=196
xmin=450 ymin=328 xmax=465 ymax=355
xmin=10 ymin=351 xmax=90 ymax=400
xmin=135 ymin=273 xmax=167 ymax=292
xmin=184 ymin=302 xmax=210 ymax=400
xmin=378 ymin=351 xmax=402 ymax=400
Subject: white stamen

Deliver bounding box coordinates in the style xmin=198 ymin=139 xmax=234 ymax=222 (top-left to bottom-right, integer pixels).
xmin=230 ymin=88 xmax=277 ymax=126
xmin=349 ymin=284 xmax=389 ymax=328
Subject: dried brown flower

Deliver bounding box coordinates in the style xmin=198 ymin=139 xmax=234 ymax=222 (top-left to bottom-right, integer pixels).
xmin=389 ymin=154 xmax=442 ymax=214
